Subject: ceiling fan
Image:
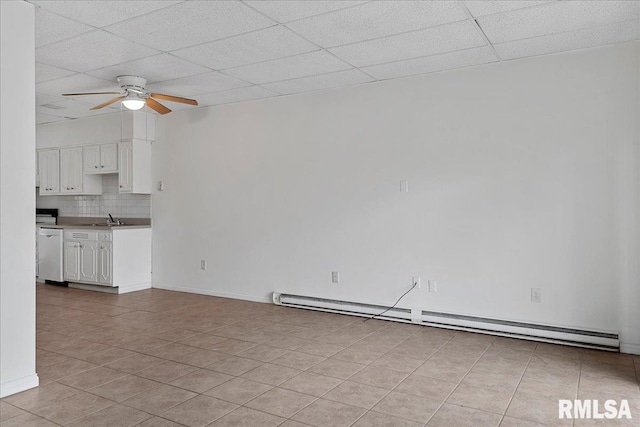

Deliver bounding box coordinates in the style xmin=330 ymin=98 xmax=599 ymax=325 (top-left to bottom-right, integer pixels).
xmin=61 ymin=75 xmax=198 ymax=115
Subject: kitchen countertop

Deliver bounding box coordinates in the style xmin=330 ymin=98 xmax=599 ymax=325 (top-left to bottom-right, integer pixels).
xmin=40 ymin=224 xmax=151 ymax=230
xmin=38 ymin=216 xmax=151 ymax=230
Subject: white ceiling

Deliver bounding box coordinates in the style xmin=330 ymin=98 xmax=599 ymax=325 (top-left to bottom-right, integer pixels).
xmin=30 ymin=0 xmax=640 ymax=124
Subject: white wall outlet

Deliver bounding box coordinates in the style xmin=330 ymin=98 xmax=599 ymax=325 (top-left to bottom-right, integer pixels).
xmin=400 ymin=180 xmax=409 ymax=193
xmin=428 ymin=280 xmax=437 ymax=293
xmin=331 ymin=271 xmax=339 ymax=283
xmin=412 ymin=276 xmax=421 ymax=289
xmin=200 ymin=260 xmax=207 ymax=270
xmin=158 ymin=180 xmax=164 ymax=191
xmin=531 ymin=288 xmax=541 ymax=303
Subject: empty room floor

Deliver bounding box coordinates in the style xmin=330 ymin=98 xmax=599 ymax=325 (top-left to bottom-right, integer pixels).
xmin=1 ymin=284 xmax=639 ymax=427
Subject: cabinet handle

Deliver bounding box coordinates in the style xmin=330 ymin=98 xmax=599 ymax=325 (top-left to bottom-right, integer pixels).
xmin=94 ymin=165 xmax=98 ymax=168
xmin=101 ymin=165 xmax=104 ymax=168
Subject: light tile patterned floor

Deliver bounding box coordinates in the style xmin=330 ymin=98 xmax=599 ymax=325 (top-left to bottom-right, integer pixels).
xmin=1 ymin=284 xmax=639 ymax=426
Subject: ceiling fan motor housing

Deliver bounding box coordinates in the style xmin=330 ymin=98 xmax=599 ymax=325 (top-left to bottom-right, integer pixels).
xmin=117 ymin=75 xmax=148 ymax=96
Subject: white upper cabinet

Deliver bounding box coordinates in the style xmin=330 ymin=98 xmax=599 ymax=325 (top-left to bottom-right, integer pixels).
xmin=83 ymin=145 xmax=101 ymax=172
xmin=100 ymin=144 xmax=118 ymax=172
xmin=38 ymin=149 xmax=60 ymax=194
xmin=36 ymin=151 xmax=40 ymax=187
xmin=39 ymin=147 xmax=102 ymax=196
xmin=60 ymin=147 xmax=83 ymax=194
xmin=84 ymin=143 xmax=118 ymax=174
xmin=118 ymin=140 xmax=151 ymax=194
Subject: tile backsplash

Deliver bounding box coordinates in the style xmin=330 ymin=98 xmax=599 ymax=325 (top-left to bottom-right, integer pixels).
xmin=36 ymin=175 xmax=151 ymax=218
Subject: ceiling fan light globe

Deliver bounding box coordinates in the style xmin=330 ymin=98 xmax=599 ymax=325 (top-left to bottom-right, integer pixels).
xmin=122 ymin=98 xmax=145 ymax=111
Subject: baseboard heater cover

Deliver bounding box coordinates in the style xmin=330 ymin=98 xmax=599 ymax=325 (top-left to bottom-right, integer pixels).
xmin=273 ymin=292 xmax=619 ymax=351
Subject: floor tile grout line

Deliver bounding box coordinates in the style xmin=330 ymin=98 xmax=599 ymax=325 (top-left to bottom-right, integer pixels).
xmin=423 ymin=335 xmax=500 ymax=425
xmin=499 ymin=349 xmax=535 ymax=426
xmin=346 ymin=326 xmax=462 ymax=426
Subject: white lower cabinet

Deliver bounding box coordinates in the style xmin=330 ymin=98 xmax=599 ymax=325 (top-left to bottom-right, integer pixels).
xmin=63 ymin=228 xmax=150 ymax=293
xmin=98 ymin=241 xmax=113 ymax=285
xmin=64 ymin=231 xmax=110 ymax=285
xmin=63 ymin=241 xmax=80 ymax=282
xmin=79 ymin=241 xmax=99 ymax=283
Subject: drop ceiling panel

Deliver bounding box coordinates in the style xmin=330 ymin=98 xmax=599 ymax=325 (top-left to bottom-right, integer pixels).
xmin=224 ymin=50 xmax=352 ymax=84
xmin=86 ymin=54 xmax=209 ymax=83
xmin=104 ymin=1 xmax=275 ymax=51
xmin=27 ymin=0 xmax=640 ymax=124
xmin=330 ymin=20 xmax=486 ymax=68
xmin=37 ymin=113 xmax=67 ymax=125
xmin=362 ymin=46 xmax=498 ymax=80
xmin=494 ymin=19 xmax=640 ymax=60
xmin=146 ymin=72 xmax=250 ymax=97
xmin=172 ymin=26 xmax=318 ymax=70
xmin=286 ymin=1 xmax=468 ymax=48
xmin=34 ymin=6 xmax=93 ymax=48
xmin=36 ymin=93 xmax=67 ymax=106
xmin=245 ymin=0 xmax=366 ymax=23
xmin=35 ymin=63 xmax=76 ymax=83
xmin=463 ymin=1 xmax=555 ymax=18
xmin=36 ymin=30 xmax=160 ymax=72
xmin=37 ymin=98 xmax=117 ymax=119
xmin=31 ymin=0 xmax=182 ymax=28
xmin=478 ymin=0 xmax=640 ymax=44
xmin=36 ymin=73 xmax=115 ymax=96
xmin=261 ymin=69 xmax=373 ymax=94
xmin=196 ymin=86 xmax=279 ymax=106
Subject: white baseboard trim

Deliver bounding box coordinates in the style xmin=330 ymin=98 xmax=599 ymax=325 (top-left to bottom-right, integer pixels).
xmin=620 ymin=343 xmax=640 ymax=355
xmin=118 ymin=282 xmax=152 ymax=294
xmin=69 ymin=282 xmax=151 ymax=294
xmin=152 ymin=283 xmax=271 ymax=304
xmin=0 ymin=373 xmax=39 ymax=398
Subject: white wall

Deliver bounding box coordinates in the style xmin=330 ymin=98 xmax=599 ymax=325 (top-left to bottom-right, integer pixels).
xmin=1 ymin=0 xmax=38 ymax=397
xmin=152 ymin=42 xmax=640 ymax=353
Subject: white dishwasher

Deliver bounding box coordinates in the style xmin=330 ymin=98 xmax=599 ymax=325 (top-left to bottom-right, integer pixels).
xmin=38 ymin=228 xmax=63 ymax=282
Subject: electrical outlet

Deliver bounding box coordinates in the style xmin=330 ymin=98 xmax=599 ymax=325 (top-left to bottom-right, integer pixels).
xmin=400 ymin=180 xmax=409 ymax=193
xmin=428 ymin=280 xmax=437 ymax=293
xmin=331 ymin=271 xmax=339 ymax=283
xmin=412 ymin=276 xmax=421 ymax=289
xmin=200 ymin=260 xmax=207 ymax=270
xmin=531 ymin=288 xmax=541 ymax=303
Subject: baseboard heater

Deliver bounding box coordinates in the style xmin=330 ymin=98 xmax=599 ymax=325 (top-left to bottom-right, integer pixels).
xmin=272 ymin=292 xmax=619 ymax=351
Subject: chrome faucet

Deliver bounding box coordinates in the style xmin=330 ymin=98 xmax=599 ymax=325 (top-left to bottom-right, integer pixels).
xmin=107 ymin=213 xmax=123 ymax=226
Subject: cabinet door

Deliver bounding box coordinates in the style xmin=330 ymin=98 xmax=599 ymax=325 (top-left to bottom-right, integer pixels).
xmin=84 ymin=145 xmax=101 ymax=173
xmin=60 ymin=147 xmax=83 ymax=194
xmin=100 ymin=144 xmax=118 ymax=172
xmin=36 ymin=151 xmax=40 ymax=187
xmin=63 ymin=241 xmax=80 ymax=281
xmin=118 ymin=142 xmax=133 ymax=192
xmin=98 ymin=242 xmax=113 ymax=285
xmin=79 ymin=241 xmax=98 ymax=283
xmin=39 ymin=150 xmax=60 ymax=194
xmin=70 ymin=147 xmax=84 ymax=192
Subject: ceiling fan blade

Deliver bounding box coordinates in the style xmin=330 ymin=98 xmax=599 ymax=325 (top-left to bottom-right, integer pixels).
xmin=150 ymin=93 xmax=198 ymax=106
xmin=90 ymin=96 xmax=125 ymax=110
xmin=146 ymin=98 xmax=171 ymax=114
xmin=62 ymin=92 xmax=121 ymax=96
